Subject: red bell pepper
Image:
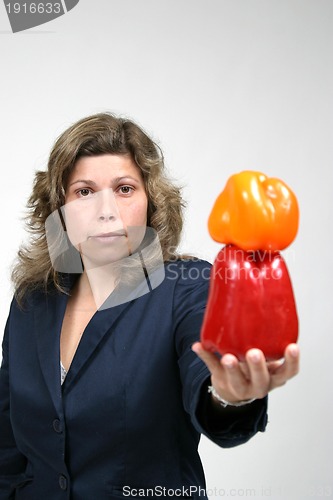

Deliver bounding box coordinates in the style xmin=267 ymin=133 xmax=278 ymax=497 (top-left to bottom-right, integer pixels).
xmin=200 ymin=245 xmax=298 ymax=360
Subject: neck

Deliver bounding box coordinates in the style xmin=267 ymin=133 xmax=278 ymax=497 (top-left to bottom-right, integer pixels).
xmin=78 ymin=261 xmax=118 ymax=310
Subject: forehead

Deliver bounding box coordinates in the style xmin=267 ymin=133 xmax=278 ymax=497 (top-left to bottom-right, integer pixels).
xmin=69 ymin=154 xmax=142 ymax=181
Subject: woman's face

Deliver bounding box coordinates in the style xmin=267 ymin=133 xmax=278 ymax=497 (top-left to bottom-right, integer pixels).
xmin=64 ymin=154 xmax=148 ymax=268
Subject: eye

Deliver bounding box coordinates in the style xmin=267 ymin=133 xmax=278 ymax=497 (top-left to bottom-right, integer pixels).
xmin=118 ymin=185 xmax=134 ymax=195
xmin=76 ymin=188 xmax=94 ymax=198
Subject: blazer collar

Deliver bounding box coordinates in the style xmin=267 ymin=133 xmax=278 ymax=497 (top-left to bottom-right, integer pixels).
xmin=33 ymin=274 xmax=147 ymax=404
xmin=34 ymin=288 xmax=67 ymax=415
xmin=61 ymin=299 xmax=131 ymax=394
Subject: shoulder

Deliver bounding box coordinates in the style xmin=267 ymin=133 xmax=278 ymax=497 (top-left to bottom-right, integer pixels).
xmin=163 ymin=258 xmax=212 ymax=308
xmin=8 ymin=275 xmax=73 ymax=318
xmin=163 ymin=259 xmax=211 ymax=340
xmin=165 ymin=257 xmax=212 ymax=278
xmin=164 ymin=258 xmax=212 ymax=284
xmin=143 ymin=258 xmax=211 ymax=310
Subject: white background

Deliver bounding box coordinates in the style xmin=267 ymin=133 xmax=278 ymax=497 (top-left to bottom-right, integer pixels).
xmin=0 ymin=1 xmax=332 ymax=498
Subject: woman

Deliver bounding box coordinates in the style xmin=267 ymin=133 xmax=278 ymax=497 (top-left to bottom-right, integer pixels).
xmin=0 ymin=113 xmax=299 ymax=499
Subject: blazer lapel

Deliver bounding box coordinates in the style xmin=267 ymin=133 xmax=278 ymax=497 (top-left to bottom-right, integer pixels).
xmin=62 ymin=267 xmax=153 ymax=393
xmin=34 ymin=268 xmax=152 ymax=398
xmin=34 ymin=290 xmax=68 ymax=415
xmin=61 ymin=300 xmax=132 ymax=394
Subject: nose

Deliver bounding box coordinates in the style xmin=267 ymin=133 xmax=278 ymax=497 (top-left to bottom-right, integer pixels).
xmin=96 ymin=189 xmax=118 ymax=222
xmin=99 ymin=213 xmax=115 ymax=221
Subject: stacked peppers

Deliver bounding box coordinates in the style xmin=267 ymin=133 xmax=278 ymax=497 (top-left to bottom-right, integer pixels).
xmin=200 ymin=171 xmax=299 ymax=360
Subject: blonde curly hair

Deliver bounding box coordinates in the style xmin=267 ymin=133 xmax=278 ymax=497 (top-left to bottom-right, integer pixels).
xmin=12 ymin=112 xmax=185 ymax=303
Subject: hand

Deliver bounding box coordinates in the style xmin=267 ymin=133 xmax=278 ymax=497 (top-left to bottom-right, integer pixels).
xmin=192 ymin=342 xmax=300 ymax=404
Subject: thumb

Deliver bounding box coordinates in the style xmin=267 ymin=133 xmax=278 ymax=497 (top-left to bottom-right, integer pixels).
xmin=192 ymin=342 xmax=221 ymax=376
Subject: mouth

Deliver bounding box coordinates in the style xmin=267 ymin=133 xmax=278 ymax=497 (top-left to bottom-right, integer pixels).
xmin=88 ymin=230 xmax=127 ymax=242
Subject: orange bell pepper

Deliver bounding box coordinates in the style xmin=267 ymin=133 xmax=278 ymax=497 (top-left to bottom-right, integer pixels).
xmin=208 ymin=171 xmax=299 ymax=251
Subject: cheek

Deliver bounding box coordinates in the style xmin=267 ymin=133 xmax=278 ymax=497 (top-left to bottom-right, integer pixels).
xmin=119 ymin=199 xmax=148 ymax=253
xmin=120 ymin=199 xmax=148 ymax=227
xmin=63 ymin=207 xmax=89 ymax=245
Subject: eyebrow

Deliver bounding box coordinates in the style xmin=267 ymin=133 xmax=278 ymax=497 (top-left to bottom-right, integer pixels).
xmin=68 ymin=176 xmax=140 ymax=188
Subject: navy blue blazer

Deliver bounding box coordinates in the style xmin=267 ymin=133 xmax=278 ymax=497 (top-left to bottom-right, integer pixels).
xmin=0 ymin=259 xmax=267 ymax=500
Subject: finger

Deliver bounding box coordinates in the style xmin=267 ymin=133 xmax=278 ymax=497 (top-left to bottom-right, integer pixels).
xmin=270 ymin=343 xmax=300 ymax=389
xmin=245 ymin=349 xmax=270 ymax=399
xmin=191 ymin=342 xmax=222 ymax=376
xmin=284 ymin=343 xmax=300 ymax=376
xmin=219 ymin=354 xmax=251 ymax=400
xmin=238 ymin=360 xmax=251 ymax=380
xmin=267 ymin=359 xmax=285 ymax=375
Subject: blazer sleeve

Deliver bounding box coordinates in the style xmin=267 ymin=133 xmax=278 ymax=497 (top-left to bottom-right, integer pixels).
xmin=173 ymin=260 xmax=268 ymax=448
xmin=0 ymin=302 xmax=27 ymax=499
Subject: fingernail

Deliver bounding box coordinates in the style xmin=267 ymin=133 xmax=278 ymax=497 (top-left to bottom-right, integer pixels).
xmin=191 ymin=345 xmax=201 ymax=355
xmin=289 ymin=344 xmax=299 ymax=357
xmin=223 ymin=354 xmax=235 ymax=368
xmin=249 ymin=350 xmax=261 ymax=363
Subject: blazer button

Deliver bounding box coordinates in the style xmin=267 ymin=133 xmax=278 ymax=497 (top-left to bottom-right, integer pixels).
xmin=59 ymin=474 xmax=67 ymax=490
xmin=53 ymin=419 xmax=62 ymax=433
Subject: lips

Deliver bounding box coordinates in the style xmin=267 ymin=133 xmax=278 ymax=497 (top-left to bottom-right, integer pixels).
xmin=88 ymin=230 xmax=127 ymax=243
xmin=91 ymin=230 xmax=127 ymax=238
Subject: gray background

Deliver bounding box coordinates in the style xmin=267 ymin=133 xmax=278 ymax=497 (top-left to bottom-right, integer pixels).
xmin=0 ymin=1 xmax=332 ymax=498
